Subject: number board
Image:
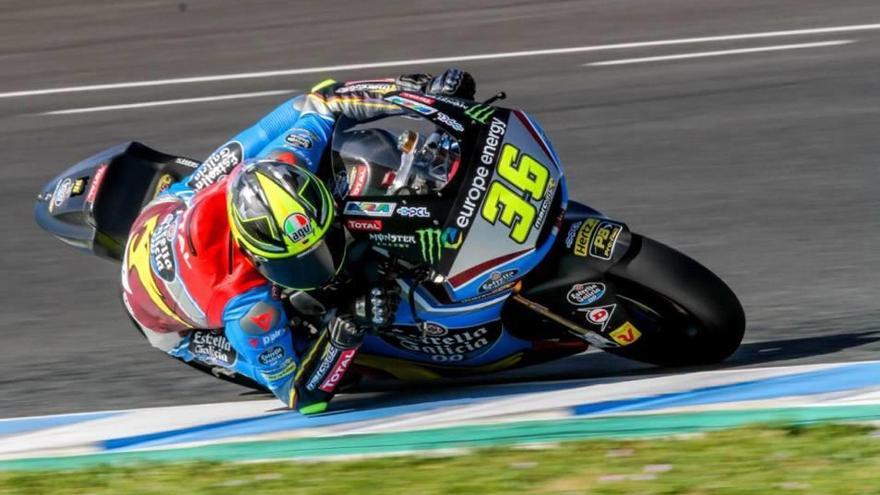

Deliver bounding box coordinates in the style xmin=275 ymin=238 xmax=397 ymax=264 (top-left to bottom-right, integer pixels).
xmin=442 ymin=110 xmax=563 ymax=299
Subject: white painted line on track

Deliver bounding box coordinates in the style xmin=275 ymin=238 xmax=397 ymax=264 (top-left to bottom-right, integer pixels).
xmin=40 ymin=89 xmax=294 ymax=115
xmin=584 ymin=40 xmax=855 ymax=67
xmin=4 ymin=22 xmax=880 ymax=99
xmin=585 ymin=40 xmax=855 ymax=66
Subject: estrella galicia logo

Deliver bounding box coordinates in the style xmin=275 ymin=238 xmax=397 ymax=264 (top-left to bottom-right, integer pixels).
xmin=344 ymin=201 xmax=396 ymax=217
xmin=189 ymin=330 xmax=237 ymax=366
xmin=416 ymin=228 xmax=464 ymax=264
xmin=378 ymin=323 xmax=502 ymax=362
xmin=479 ymin=269 xmax=518 ymax=294
xmin=566 ymin=282 xmax=606 ymax=306
xmin=258 ymin=346 xmax=285 ymax=366
xmin=188 ymin=141 xmax=243 ymax=191
xmin=149 ymin=213 xmax=179 ymax=282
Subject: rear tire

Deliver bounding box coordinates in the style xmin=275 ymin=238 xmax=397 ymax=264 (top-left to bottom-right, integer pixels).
xmin=605 ymin=234 xmax=745 ymax=366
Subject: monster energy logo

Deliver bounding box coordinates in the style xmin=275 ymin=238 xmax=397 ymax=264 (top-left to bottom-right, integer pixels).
xmin=464 ymin=104 xmax=495 ymax=124
xmin=416 ymin=228 xmax=464 ymax=264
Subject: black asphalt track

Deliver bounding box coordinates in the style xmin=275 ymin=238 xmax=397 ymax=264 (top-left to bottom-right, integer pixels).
xmin=1 ymin=0 xmax=878 ymax=416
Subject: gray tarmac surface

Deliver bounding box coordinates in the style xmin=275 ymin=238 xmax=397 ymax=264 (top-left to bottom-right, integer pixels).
xmin=1 ymin=0 xmax=878 ymax=417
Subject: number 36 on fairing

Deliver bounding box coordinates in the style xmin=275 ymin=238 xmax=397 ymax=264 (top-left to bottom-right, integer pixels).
xmin=481 ymin=143 xmax=553 ymax=243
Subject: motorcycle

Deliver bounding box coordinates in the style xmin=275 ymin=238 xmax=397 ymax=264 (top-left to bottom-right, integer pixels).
xmin=34 ymin=89 xmax=745 ymax=391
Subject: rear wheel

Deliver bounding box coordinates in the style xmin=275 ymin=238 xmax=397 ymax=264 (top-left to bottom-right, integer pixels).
xmin=604 ymin=234 xmax=745 ymax=366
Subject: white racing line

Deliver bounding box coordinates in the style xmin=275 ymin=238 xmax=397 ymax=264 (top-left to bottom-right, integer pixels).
xmin=41 ymin=89 xmax=294 ymax=115
xmin=12 ymin=21 xmax=871 ymax=114
xmin=586 ymin=40 xmax=855 ymax=66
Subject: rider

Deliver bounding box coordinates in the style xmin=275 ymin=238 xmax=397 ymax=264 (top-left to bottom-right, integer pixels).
xmin=121 ymin=69 xmax=476 ymax=414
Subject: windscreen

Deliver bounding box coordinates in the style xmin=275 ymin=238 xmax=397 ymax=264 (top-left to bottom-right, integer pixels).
xmin=330 ymin=114 xmax=462 ymax=199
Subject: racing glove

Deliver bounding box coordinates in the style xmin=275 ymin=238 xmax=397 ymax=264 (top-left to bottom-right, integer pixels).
xmin=396 ymin=69 xmax=476 ymax=100
xmin=355 ymin=284 xmax=401 ymax=328
xmin=428 ymin=68 xmax=476 ymax=100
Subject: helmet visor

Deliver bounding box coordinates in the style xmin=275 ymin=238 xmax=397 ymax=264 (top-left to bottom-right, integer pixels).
xmin=252 ymin=226 xmax=346 ymax=290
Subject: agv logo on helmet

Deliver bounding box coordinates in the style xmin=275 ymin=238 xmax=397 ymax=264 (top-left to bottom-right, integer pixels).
xmin=284 ymin=213 xmax=313 ymax=243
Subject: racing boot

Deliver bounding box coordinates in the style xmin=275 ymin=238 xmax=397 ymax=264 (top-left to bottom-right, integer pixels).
xmin=291 ymin=316 xmax=364 ymax=414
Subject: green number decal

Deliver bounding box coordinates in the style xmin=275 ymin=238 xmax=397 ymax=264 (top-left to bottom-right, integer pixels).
xmin=480 ymin=144 xmax=552 ymax=244
xmin=482 ymin=182 xmax=536 ymax=243
xmin=497 ymin=144 xmax=549 ymax=200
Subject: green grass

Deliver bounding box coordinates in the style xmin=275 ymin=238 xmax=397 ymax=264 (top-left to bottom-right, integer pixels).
xmin=1 ymin=423 xmax=879 ymax=494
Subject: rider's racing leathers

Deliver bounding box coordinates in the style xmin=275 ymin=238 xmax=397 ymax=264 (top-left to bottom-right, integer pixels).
xmin=120 ymin=71 xmax=475 ymax=413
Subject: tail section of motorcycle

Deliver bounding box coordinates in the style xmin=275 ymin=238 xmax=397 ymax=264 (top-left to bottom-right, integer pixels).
xmin=503 ymin=201 xmax=745 ymax=367
xmin=35 ymin=142 xmax=200 ymax=261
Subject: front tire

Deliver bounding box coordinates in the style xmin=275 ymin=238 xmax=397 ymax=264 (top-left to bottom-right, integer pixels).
xmin=605 ymin=234 xmax=745 ymax=366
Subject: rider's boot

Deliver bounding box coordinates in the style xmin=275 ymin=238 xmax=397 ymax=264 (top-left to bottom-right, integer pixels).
xmin=291 ymin=316 xmax=364 ymax=414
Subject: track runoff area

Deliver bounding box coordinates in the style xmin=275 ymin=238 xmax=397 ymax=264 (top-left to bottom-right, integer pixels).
xmin=2 ymin=12 xmax=879 ymax=472
xmin=1 ymin=360 xmax=879 ymax=468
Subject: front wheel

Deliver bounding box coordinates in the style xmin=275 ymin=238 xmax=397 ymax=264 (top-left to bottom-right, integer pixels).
xmin=604 ymin=234 xmax=745 ymax=366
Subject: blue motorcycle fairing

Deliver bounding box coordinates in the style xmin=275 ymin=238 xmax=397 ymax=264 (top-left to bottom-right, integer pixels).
xmin=359 ymin=280 xmax=535 ymax=367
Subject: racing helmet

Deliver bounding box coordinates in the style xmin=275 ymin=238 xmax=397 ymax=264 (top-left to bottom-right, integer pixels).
xmin=227 ymin=160 xmax=345 ymax=290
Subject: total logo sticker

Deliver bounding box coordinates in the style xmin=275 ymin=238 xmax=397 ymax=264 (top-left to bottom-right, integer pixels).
xmin=566 ymin=282 xmax=606 ymax=306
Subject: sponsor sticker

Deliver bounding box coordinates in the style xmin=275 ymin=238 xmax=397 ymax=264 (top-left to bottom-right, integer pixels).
xmin=241 ymin=301 xmax=279 ymax=335
xmin=263 ymin=359 xmax=297 ymax=381
xmin=396 ymin=206 xmax=430 ymax=218
xmin=149 ymin=213 xmax=179 ymax=282
xmin=415 ymin=228 xmax=463 ymax=264
xmin=283 ymin=213 xmax=313 ymax=243
xmin=573 ymin=218 xmax=599 ymax=257
xmin=464 ymin=104 xmax=496 ymax=124
xmin=609 ymin=322 xmax=641 ymax=346
xmin=345 ymin=201 xmax=396 ymax=217
xmin=399 ymin=92 xmax=435 ymax=105
xmin=379 ymin=323 xmax=501 ymax=362
xmin=319 ymin=348 xmax=357 ymax=393
xmin=49 ymin=178 xmax=73 ymax=213
xmin=433 ymin=94 xmax=470 ymax=110
xmin=262 ymin=327 xmax=286 ymax=345
xmin=189 ymin=330 xmax=237 ymax=366
xmin=189 ymin=141 xmax=243 ymax=190
xmin=369 ymin=232 xmax=416 ymax=248
xmin=533 ymin=177 xmax=557 ymax=231
xmin=71 ymin=177 xmax=88 ymax=196
xmin=567 ymin=282 xmax=606 ymax=306
xmin=348 ymin=164 xmax=369 ymax=196
xmin=436 ymin=112 xmax=464 ymax=132
xmin=454 ymin=116 xmax=506 ymax=230
xmin=306 ymin=346 xmax=340 ymax=391
xmin=385 ymin=95 xmax=437 ymax=115
xmin=85 ymin=164 xmax=108 ymax=205
xmin=284 ymin=128 xmax=316 ymax=149
xmin=175 ymin=157 xmax=200 ymax=168
xmin=479 ymin=269 xmax=518 ymax=294
xmin=579 ymin=304 xmax=616 ymax=332
xmin=258 ymin=346 xmax=285 ymax=366
xmin=153 ymin=174 xmax=174 ymax=198
xmin=337 ymin=82 xmax=396 ymax=94
xmin=565 ymin=221 xmax=582 ymax=248
xmin=590 ymin=221 xmax=623 ymax=260
xmin=345 ymin=218 xmax=382 ymax=232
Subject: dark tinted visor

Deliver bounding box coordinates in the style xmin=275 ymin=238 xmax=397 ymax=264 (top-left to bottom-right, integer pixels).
xmin=254 ymin=226 xmax=346 ymax=290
